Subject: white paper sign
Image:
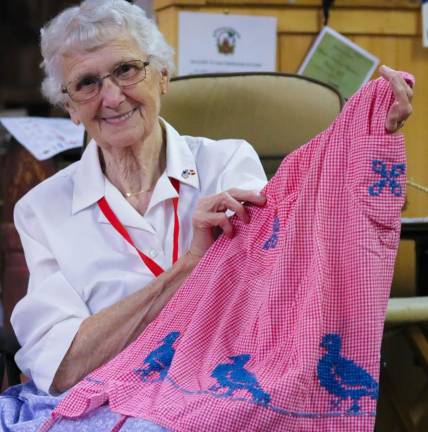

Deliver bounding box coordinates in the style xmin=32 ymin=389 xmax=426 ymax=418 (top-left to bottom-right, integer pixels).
xmin=423 ymin=1 xmax=428 ymax=48
xmin=178 ymin=12 xmax=277 ymax=75
xmin=0 ymin=117 xmax=84 ymax=160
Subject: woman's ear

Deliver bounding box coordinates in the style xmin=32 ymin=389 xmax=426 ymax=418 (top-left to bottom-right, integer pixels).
xmin=64 ymin=101 xmax=81 ymax=125
xmin=160 ymin=69 xmax=169 ymax=95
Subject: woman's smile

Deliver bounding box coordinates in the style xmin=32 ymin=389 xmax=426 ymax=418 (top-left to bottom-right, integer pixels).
xmin=101 ymin=107 xmax=138 ymax=125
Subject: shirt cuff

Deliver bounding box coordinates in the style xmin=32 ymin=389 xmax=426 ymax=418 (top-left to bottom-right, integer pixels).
xmin=15 ymin=317 xmax=83 ymax=395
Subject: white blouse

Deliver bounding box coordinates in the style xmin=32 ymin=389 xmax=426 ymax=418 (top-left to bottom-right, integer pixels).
xmin=11 ymin=119 xmax=268 ymax=394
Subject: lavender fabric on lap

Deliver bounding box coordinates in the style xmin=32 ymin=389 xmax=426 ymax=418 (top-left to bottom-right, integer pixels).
xmin=0 ymin=381 xmax=59 ymax=431
xmin=42 ymin=74 xmax=413 ymax=432
xmin=0 ymin=382 xmax=167 ymax=432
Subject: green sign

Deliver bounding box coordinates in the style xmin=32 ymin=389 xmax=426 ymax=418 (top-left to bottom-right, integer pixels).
xmin=299 ymin=27 xmax=379 ymax=99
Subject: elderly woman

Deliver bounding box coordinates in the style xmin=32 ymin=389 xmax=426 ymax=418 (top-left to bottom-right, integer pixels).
xmin=4 ymin=0 xmax=267 ymax=421
xmin=1 ymin=0 xmax=413 ymax=430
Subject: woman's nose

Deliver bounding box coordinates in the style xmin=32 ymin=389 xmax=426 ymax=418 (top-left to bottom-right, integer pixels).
xmin=99 ymin=76 xmax=126 ymax=107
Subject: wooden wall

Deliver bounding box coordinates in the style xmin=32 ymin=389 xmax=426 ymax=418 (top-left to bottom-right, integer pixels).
xmin=0 ymin=0 xmax=78 ymax=110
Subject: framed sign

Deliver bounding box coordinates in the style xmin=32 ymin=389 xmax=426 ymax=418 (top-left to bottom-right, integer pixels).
xmin=178 ymin=12 xmax=277 ymax=76
xmin=298 ymin=26 xmax=379 ymax=99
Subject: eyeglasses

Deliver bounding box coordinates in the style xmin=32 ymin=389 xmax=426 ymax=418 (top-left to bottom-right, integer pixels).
xmin=61 ymin=59 xmax=150 ymax=103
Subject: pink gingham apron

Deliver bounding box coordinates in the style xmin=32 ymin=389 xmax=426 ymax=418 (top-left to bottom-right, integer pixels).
xmin=42 ymin=73 xmax=413 ymax=431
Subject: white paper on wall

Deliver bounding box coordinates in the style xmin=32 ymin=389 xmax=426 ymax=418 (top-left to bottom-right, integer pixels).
xmin=178 ymin=12 xmax=277 ymax=76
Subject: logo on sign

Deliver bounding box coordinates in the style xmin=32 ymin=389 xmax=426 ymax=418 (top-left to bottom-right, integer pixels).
xmin=213 ymin=27 xmax=241 ymax=54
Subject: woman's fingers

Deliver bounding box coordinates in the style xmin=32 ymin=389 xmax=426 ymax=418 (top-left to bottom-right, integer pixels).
xmin=206 ymin=212 xmax=234 ymax=238
xmin=225 ymin=189 xmax=267 ymax=223
xmin=227 ymin=188 xmax=267 ymax=207
xmin=378 ymin=65 xmax=414 ymax=133
xmin=197 ymin=189 xmax=266 ymax=223
xmin=385 ymin=102 xmax=402 ymax=133
xmin=192 ymin=210 xmax=230 ymax=231
xmin=189 ymin=188 xmax=266 ymax=257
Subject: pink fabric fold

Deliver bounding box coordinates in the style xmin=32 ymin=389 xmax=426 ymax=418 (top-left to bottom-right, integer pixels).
xmin=45 ymin=73 xmax=414 ymax=431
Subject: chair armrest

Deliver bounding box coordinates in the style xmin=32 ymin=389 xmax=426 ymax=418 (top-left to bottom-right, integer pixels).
xmin=386 ymin=297 xmax=428 ymax=325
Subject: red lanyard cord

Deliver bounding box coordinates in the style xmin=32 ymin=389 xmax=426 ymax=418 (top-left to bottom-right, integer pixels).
xmin=98 ymin=178 xmax=180 ymax=277
xmin=170 ymin=178 xmax=180 ymax=264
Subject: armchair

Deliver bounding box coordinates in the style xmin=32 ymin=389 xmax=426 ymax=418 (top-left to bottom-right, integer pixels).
xmin=161 ymin=72 xmax=343 ymax=177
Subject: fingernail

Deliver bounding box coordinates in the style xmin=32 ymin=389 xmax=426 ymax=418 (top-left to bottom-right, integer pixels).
xmin=381 ymin=65 xmax=393 ymax=72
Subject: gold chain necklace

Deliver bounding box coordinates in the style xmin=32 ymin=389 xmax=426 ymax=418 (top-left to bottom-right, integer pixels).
xmin=125 ymin=188 xmax=153 ymax=198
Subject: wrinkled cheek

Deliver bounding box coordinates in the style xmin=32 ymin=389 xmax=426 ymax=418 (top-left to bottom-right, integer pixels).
xmin=137 ymin=106 xmax=145 ymax=120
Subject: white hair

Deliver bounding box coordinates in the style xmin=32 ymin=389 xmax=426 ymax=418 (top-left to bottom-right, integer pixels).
xmin=40 ymin=0 xmax=175 ymax=106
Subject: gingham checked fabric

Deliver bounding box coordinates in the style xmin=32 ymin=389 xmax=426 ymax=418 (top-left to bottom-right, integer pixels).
xmin=42 ymin=74 xmax=413 ymax=432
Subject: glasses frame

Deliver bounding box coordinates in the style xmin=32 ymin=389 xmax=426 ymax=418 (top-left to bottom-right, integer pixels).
xmin=61 ymin=59 xmax=150 ymax=103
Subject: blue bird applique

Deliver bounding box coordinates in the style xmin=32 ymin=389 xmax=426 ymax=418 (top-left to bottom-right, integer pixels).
xmin=209 ymin=354 xmax=271 ymax=405
xmin=135 ymin=331 xmax=180 ymax=382
xmin=317 ymin=333 xmax=379 ymax=413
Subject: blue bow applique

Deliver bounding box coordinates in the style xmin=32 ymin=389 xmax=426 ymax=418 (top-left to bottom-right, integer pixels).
xmin=368 ymin=160 xmax=405 ymax=197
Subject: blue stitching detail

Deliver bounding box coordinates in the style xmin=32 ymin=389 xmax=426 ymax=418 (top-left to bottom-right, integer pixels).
xmin=134 ymin=331 xmax=180 ymax=382
xmin=209 ymin=354 xmax=271 ymax=405
xmin=368 ymin=160 xmax=405 ymax=197
xmin=132 ymin=332 xmax=376 ymax=419
xmin=84 ymin=377 xmax=105 ymax=385
xmin=263 ymin=216 xmax=280 ymax=250
xmin=146 ymin=375 xmax=376 ymax=418
xmin=317 ymin=333 xmax=379 ymax=414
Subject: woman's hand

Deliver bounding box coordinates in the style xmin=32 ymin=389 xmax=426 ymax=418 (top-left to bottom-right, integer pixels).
xmin=378 ymin=65 xmax=413 ymax=133
xmin=189 ymin=188 xmax=267 ymax=257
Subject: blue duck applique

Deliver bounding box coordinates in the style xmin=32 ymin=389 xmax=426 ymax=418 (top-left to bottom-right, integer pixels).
xmin=135 ymin=331 xmax=180 ymax=382
xmin=263 ymin=215 xmax=280 ymax=250
xmin=317 ymin=333 xmax=379 ymax=413
xmin=368 ymin=160 xmax=405 ymax=197
xmin=209 ymin=354 xmax=271 ymax=405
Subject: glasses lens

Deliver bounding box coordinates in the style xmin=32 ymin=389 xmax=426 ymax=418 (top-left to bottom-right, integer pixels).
xmin=69 ymin=75 xmax=100 ymax=102
xmin=113 ymin=60 xmax=146 ymax=86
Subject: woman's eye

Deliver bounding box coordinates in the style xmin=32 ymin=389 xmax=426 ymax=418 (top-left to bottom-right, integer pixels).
xmin=75 ymin=76 xmax=97 ymax=92
xmin=115 ymin=63 xmax=138 ymax=79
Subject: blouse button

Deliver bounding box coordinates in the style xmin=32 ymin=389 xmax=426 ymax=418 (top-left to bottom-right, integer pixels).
xmin=149 ymin=249 xmax=159 ymax=258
